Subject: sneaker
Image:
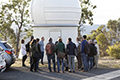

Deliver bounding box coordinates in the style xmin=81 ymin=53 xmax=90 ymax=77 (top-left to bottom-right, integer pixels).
xmin=73 ymin=71 xmax=75 ymax=73
xmin=57 ymin=71 xmax=60 ymax=73
xmin=42 ymin=63 xmax=44 ymax=65
xmin=69 ymin=71 xmax=72 ymax=73
xmin=35 ymin=70 xmax=38 ymax=72
xmin=30 ymin=70 xmax=33 ymax=72
xmin=22 ymin=64 xmax=26 ymax=67
xmin=75 ymin=68 xmax=80 ymax=70
xmin=81 ymin=70 xmax=88 ymax=72
xmin=62 ymin=71 xmax=65 ymax=73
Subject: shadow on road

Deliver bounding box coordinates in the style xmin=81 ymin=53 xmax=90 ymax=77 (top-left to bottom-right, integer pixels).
xmin=0 ymin=66 xmax=120 ymax=80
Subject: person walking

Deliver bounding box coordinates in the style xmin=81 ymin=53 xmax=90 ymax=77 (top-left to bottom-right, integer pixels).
xmin=36 ymin=38 xmax=42 ymax=69
xmin=18 ymin=39 xmax=27 ymax=66
xmin=39 ymin=37 xmax=45 ymax=65
xmin=75 ymin=37 xmax=82 ymax=70
xmin=94 ymin=40 xmax=99 ymax=68
xmin=81 ymin=35 xmax=89 ymax=72
xmin=30 ymin=39 xmax=40 ymax=72
xmin=25 ymin=36 xmax=34 ymax=64
xmin=66 ymin=38 xmax=76 ymax=73
xmin=45 ymin=38 xmax=56 ymax=72
xmin=56 ymin=38 xmax=65 ymax=73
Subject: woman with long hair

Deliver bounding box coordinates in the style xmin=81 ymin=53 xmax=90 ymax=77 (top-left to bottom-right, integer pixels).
xmin=18 ymin=39 xmax=27 ymax=66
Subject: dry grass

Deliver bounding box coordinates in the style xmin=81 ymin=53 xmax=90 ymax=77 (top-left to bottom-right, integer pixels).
xmin=99 ymin=56 xmax=120 ymax=68
xmin=12 ymin=56 xmax=120 ymax=69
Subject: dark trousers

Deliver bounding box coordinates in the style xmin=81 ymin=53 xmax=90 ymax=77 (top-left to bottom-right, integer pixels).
xmin=30 ymin=56 xmax=32 ymax=64
xmin=41 ymin=52 xmax=44 ymax=64
xmin=22 ymin=55 xmax=27 ymax=66
xmin=76 ymin=53 xmax=82 ymax=69
xmin=30 ymin=57 xmax=38 ymax=71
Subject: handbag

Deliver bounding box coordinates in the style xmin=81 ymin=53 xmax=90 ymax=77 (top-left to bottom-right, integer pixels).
xmin=57 ymin=51 xmax=65 ymax=59
xmin=34 ymin=52 xmax=41 ymax=58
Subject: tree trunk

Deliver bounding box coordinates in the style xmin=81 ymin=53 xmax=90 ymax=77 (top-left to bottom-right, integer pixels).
xmin=16 ymin=30 xmax=20 ymax=58
xmin=4 ymin=36 xmax=7 ymax=41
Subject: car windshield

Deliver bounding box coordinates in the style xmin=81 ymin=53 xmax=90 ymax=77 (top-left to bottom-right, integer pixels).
xmin=3 ymin=43 xmax=12 ymax=49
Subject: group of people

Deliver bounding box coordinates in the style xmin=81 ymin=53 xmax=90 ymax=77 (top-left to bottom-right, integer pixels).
xmin=18 ymin=35 xmax=99 ymax=73
xmin=78 ymin=35 xmax=99 ymax=72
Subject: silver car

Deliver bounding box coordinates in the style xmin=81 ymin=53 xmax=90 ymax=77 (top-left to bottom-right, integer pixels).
xmin=0 ymin=50 xmax=6 ymax=72
xmin=0 ymin=41 xmax=16 ymax=68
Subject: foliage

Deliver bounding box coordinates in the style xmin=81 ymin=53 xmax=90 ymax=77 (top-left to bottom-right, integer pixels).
xmin=107 ymin=19 xmax=120 ymax=45
xmin=79 ymin=0 xmax=97 ymax=25
xmin=0 ymin=2 xmax=16 ymax=47
xmin=23 ymin=28 xmax=33 ymax=39
xmin=107 ymin=44 xmax=120 ymax=59
xmin=96 ymin=33 xmax=109 ymax=56
xmin=78 ymin=0 xmax=96 ymax=37
xmin=1 ymin=0 xmax=31 ymax=57
xmin=87 ymin=25 xmax=106 ymax=40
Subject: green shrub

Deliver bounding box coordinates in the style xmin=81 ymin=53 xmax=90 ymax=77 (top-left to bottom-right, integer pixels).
xmin=106 ymin=44 xmax=120 ymax=59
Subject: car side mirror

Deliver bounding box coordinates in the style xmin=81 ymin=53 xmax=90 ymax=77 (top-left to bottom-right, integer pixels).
xmin=2 ymin=49 xmax=4 ymax=51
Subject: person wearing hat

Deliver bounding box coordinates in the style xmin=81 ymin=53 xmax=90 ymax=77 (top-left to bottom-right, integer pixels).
xmin=94 ymin=40 xmax=99 ymax=68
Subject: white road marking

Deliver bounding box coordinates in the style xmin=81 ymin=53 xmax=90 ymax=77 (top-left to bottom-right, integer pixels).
xmin=82 ymin=70 xmax=120 ymax=80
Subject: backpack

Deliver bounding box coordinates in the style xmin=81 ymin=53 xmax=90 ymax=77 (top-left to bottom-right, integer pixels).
xmin=84 ymin=41 xmax=90 ymax=54
xmin=25 ymin=42 xmax=30 ymax=52
xmin=93 ymin=45 xmax=97 ymax=55
xmin=46 ymin=43 xmax=53 ymax=54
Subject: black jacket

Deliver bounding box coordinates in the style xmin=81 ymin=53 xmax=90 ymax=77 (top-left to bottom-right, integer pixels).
xmin=88 ymin=43 xmax=95 ymax=57
xmin=66 ymin=42 xmax=76 ymax=55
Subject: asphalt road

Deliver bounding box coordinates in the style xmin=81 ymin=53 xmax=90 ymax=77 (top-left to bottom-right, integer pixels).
xmin=0 ymin=66 xmax=120 ymax=80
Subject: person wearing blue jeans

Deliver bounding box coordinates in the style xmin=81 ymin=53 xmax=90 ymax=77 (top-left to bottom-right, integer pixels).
xmin=88 ymin=57 xmax=93 ymax=70
xmin=57 ymin=58 xmax=64 ymax=72
xmin=56 ymin=38 xmax=65 ymax=73
xmin=46 ymin=38 xmax=56 ymax=72
xmin=81 ymin=53 xmax=89 ymax=71
xmin=88 ymin=40 xmax=96 ymax=70
xmin=66 ymin=38 xmax=76 ymax=73
xmin=47 ymin=55 xmax=56 ymax=72
xmin=81 ymin=35 xmax=89 ymax=72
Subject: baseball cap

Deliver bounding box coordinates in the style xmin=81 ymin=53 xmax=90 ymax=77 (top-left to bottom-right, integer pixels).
xmin=94 ymin=40 xmax=97 ymax=42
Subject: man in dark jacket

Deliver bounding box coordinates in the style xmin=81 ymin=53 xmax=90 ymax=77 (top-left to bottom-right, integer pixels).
xmin=36 ymin=38 xmax=42 ymax=70
xmin=66 ymin=38 xmax=76 ymax=73
xmin=45 ymin=38 xmax=56 ymax=72
xmin=88 ymin=40 xmax=95 ymax=70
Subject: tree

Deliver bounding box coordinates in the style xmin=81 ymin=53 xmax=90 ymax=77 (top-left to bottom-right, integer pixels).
xmin=4 ymin=0 xmax=31 ymax=57
xmin=87 ymin=25 xmax=107 ymax=40
xmin=23 ymin=28 xmax=33 ymax=39
xmin=96 ymin=33 xmax=109 ymax=56
xmin=0 ymin=2 xmax=16 ymax=47
xmin=107 ymin=19 xmax=120 ymax=44
xmin=78 ymin=0 xmax=97 ymax=37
